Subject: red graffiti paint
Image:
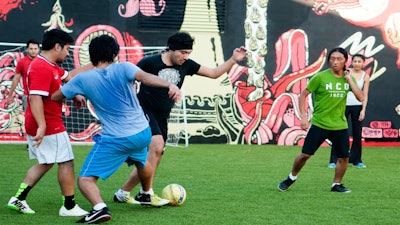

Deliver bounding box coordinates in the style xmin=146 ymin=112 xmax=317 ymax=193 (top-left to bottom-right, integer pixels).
xmin=383 ymin=128 xmax=399 ymax=138
xmin=0 ymin=0 xmax=37 ymax=21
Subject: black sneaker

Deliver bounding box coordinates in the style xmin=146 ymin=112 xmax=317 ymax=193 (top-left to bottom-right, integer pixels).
xmin=76 ymin=207 xmax=111 ymax=224
xmin=331 ymin=184 xmax=351 ymax=193
xmin=278 ymin=176 xmax=296 ymax=192
xmin=134 ymin=192 xmax=169 ymax=207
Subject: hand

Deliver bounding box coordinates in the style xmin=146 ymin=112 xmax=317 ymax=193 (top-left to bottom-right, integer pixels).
xmin=168 ymin=84 xmax=182 ymax=103
xmin=5 ymin=96 xmax=14 ymax=108
xmin=32 ymin=126 xmax=46 ymax=147
xmin=344 ymin=74 xmax=352 ymax=83
xmin=232 ymin=46 xmax=247 ymax=63
xmin=73 ymin=95 xmax=86 ymax=109
xmin=358 ymin=111 xmax=365 ymax=121
xmin=344 ymin=69 xmax=353 ymax=82
xmin=300 ymin=117 xmax=310 ymax=131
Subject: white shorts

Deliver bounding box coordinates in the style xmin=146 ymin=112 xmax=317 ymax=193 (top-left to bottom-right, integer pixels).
xmin=27 ymin=131 xmax=74 ymax=164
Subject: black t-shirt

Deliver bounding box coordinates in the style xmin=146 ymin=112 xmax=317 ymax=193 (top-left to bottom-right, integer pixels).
xmin=137 ymin=54 xmax=200 ymax=117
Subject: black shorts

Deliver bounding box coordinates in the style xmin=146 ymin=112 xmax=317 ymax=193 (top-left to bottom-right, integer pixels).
xmin=302 ymin=125 xmax=349 ymax=158
xmin=143 ymin=108 xmax=168 ymax=142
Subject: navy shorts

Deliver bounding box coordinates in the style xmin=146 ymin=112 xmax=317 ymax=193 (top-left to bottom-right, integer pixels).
xmin=302 ymin=125 xmax=349 ymax=158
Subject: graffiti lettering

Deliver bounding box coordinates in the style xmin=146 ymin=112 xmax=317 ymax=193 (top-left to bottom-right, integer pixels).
xmin=370 ymin=120 xmax=392 ymax=129
xmin=362 ymin=127 xmax=383 ymax=138
xmin=383 ymin=128 xmax=399 ymax=138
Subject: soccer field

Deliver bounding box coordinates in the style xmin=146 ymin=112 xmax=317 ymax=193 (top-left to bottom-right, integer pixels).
xmin=1 ymin=144 xmax=399 ymax=225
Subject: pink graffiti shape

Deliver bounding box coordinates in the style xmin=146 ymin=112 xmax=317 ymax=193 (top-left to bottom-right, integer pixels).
xmin=118 ymin=0 xmax=166 ymax=17
xmin=140 ymin=0 xmax=166 ymax=16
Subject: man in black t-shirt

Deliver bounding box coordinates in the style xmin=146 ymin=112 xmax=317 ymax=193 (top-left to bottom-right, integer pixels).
xmin=114 ymin=32 xmax=247 ymax=204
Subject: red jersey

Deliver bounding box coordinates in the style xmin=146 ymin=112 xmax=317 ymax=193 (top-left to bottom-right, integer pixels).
xmin=25 ymin=55 xmax=69 ymax=136
xmin=15 ymin=56 xmax=34 ymax=95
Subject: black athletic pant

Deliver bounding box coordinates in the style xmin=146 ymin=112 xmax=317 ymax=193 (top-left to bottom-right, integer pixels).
xmin=330 ymin=105 xmax=363 ymax=164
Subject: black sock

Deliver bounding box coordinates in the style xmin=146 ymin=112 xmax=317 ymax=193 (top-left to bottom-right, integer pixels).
xmin=64 ymin=195 xmax=76 ymax=210
xmin=16 ymin=183 xmax=32 ymax=201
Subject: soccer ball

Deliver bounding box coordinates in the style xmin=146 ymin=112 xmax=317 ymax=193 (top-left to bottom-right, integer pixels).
xmin=161 ymin=184 xmax=187 ymax=206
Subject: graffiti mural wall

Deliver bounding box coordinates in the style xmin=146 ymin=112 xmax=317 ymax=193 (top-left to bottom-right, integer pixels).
xmin=0 ymin=0 xmax=399 ymax=145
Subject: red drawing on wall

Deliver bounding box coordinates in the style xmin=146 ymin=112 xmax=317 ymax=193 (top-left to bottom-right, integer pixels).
xmin=228 ymin=29 xmax=326 ymax=145
xmin=0 ymin=0 xmax=37 ymax=21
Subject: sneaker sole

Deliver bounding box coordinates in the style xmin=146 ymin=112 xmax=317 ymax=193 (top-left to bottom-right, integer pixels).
xmin=135 ymin=201 xmax=169 ymax=207
xmin=113 ymin=195 xmax=140 ymax=205
xmin=277 ymin=184 xmax=288 ymax=192
xmin=331 ymin=189 xmax=352 ymax=193
xmin=331 ymin=190 xmax=351 ymax=193
xmin=59 ymin=211 xmax=89 ymax=217
xmin=7 ymin=205 xmax=35 ymax=214
xmin=93 ymin=214 xmax=112 ymax=223
xmin=152 ymin=202 xmax=170 ymax=207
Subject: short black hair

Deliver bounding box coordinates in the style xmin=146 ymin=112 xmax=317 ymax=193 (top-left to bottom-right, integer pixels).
xmin=41 ymin=29 xmax=73 ymax=51
xmin=167 ymin=31 xmax=194 ymax=50
xmin=89 ymin=35 xmax=120 ymax=66
xmin=26 ymin=39 xmax=40 ymax=48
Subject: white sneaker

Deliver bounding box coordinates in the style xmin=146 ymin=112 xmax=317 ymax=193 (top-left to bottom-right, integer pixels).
xmin=113 ymin=190 xmax=140 ymax=204
xmin=59 ymin=204 xmax=88 ymax=216
xmin=7 ymin=196 xmax=35 ymax=214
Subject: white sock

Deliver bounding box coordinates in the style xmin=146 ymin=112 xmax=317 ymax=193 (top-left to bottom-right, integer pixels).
xmin=93 ymin=203 xmax=107 ymax=211
xmin=289 ymin=173 xmax=297 ymax=181
xmin=117 ymin=189 xmax=129 ymax=195
xmin=140 ymin=187 xmax=154 ymax=195
xmin=332 ymin=183 xmax=341 ymax=187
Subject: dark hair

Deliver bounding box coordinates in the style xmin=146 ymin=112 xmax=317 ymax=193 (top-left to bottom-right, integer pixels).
xmin=167 ymin=31 xmax=194 ymax=50
xmin=41 ymin=29 xmax=73 ymax=51
xmin=26 ymin=39 xmax=40 ymax=48
xmin=89 ymin=35 xmax=120 ymax=66
xmin=327 ymin=47 xmax=348 ymax=70
xmin=352 ymin=53 xmax=365 ymax=61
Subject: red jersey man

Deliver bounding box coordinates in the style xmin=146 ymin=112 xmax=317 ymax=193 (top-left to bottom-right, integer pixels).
xmin=7 ymin=39 xmax=40 ymax=108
